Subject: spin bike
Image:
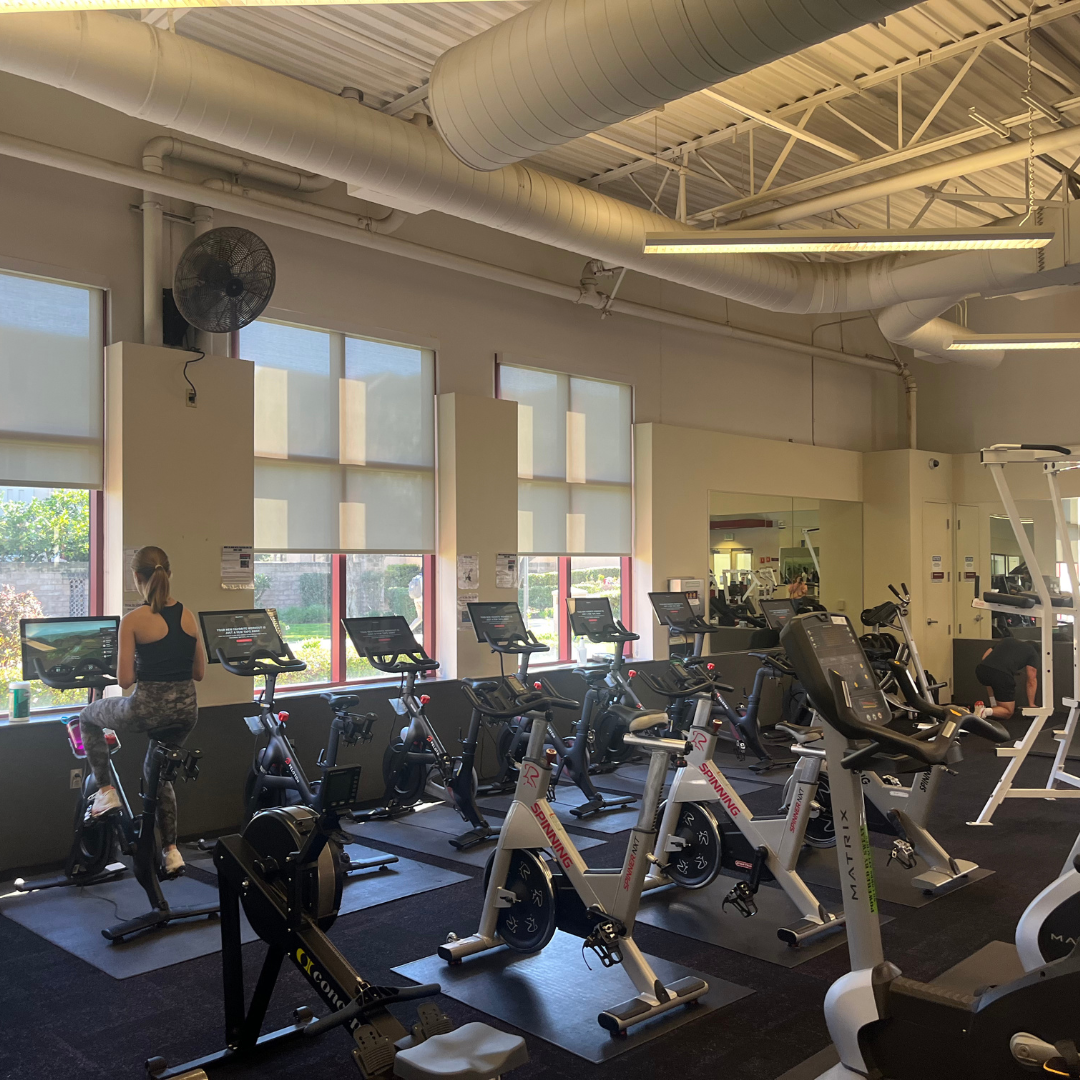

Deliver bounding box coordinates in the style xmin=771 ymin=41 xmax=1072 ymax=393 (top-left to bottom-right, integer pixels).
xmin=202 ymin=608 xmax=397 ymax=878
xmin=470 ymin=600 xmax=636 ymax=819
xmin=343 ymin=615 xmax=497 ymax=850
xmin=860 ymin=583 xmax=944 ymax=703
xmin=648 ymin=591 xmax=782 ymax=769
xmin=440 ymin=677 xmax=709 ymax=1034
xmin=781 ymin=609 xmax=1080 ymax=1080
xmin=148 ymin=761 xmax=529 ymax=1080
xmin=15 ymin=616 xmax=218 ymax=942
xmin=636 ymin=661 xmax=844 ymax=947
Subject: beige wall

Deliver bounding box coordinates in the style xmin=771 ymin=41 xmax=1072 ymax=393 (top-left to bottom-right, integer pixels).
xmin=634 ymin=423 xmax=862 ymax=657
xmin=105 ymin=343 xmax=254 ymax=706
xmin=817 ymin=499 xmax=864 ymax=617
xmin=0 ymin=71 xmax=904 ymax=453
xmin=436 ymin=394 xmax=519 ymax=680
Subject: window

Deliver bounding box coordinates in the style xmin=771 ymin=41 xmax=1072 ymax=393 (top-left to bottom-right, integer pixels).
xmin=242 ymin=319 xmax=435 ymax=686
xmin=500 ymin=362 xmax=632 ymax=663
xmin=498 ymin=363 xmax=632 ymax=556
xmin=0 ymin=269 xmax=104 ymax=715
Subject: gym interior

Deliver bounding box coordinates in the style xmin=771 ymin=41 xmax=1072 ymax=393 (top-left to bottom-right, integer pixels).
xmin=2 ymin=3 xmax=1080 ymax=1079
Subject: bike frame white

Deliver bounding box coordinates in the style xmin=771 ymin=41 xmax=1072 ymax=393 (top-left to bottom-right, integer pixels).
xmin=441 ymin=710 xmax=704 ymax=1027
xmin=646 ymin=694 xmax=838 ymax=937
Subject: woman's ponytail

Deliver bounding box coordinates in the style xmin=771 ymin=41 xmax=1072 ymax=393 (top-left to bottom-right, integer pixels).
xmin=132 ymin=546 xmax=172 ymax=614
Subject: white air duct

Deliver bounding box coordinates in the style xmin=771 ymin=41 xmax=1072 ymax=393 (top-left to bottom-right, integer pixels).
xmin=0 ymin=12 xmax=1047 ymax=363
xmin=877 ymin=299 xmax=1004 ymax=369
xmin=428 ymin=0 xmax=915 ymax=171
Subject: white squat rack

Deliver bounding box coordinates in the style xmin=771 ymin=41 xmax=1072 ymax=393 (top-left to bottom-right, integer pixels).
xmin=969 ymin=443 xmax=1080 ymax=825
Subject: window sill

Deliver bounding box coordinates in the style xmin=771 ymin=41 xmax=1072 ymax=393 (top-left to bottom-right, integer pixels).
xmin=0 ymin=706 xmax=82 ymax=727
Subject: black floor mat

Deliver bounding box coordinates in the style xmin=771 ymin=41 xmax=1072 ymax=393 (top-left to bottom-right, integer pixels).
xmin=393 ymin=930 xmax=752 ymax=1062
xmin=0 ymin=874 xmax=243 ymax=979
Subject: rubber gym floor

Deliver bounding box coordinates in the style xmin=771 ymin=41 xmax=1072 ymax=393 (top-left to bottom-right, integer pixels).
xmin=1 ymin=732 xmax=1074 ymax=1080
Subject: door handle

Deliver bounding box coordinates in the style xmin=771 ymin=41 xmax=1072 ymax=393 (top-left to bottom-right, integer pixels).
xmin=926 ymin=618 xmax=939 ymax=625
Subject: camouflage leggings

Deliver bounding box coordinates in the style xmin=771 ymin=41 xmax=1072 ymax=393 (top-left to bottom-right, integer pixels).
xmin=80 ymin=681 xmax=198 ymax=848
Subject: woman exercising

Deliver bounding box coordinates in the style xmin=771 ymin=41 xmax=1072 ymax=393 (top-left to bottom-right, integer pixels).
xmin=80 ymin=546 xmax=205 ymax=875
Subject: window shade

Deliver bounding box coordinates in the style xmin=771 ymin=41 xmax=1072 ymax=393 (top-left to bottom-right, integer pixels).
xmin=242 ymin=320 xmax=435 ymax=553
xmin=0 ymin=271 xmax=103 ymax=488
xmin=499 ymin=363 xmax=631 ymax=555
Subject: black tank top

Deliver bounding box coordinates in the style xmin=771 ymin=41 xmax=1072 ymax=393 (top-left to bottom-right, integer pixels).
xmin=135 ymin=602 xmax=196 ymax=683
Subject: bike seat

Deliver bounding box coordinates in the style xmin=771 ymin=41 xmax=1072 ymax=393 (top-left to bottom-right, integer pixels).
xmin=322 ymin=692 xmax=360 ymax=710
xmin=628 ymin=711 xmax=669 ymax=732
xmin=573 ymin=666 xmax=609 ymax=685
xmin=774 ymin=722 xmax=823 ymax=745
xmin=393 ymin=1023 xmax=528 ymax=1080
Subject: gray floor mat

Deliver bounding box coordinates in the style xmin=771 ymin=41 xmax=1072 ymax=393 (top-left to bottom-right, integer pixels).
xmin=636 ymin=875 xmax=864 ymax=968
xmin=186 ymin=842 xmax=468 ymax=915
xmin=348 ymin=804 xmax=603 ymax=867
xmin=798 ymin=845 xmax=994 ymax=908
xmin=0 ymin=874 xmax=246 ymax=979
xmin=393 ymin=930 xmax=752 ymax=1062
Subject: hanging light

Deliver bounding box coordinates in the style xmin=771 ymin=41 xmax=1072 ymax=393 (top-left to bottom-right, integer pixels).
xmin=642 ymin=227 xmax=1055 ymax=255
xmin=948 ymin=334 xmax=1080 ymax=351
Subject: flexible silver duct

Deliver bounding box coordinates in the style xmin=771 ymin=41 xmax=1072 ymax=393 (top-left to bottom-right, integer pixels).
xmin=428 ymin=0 xmax=915 ymax=171
xmin=0 ymin=12 xmax=1041 ymax=363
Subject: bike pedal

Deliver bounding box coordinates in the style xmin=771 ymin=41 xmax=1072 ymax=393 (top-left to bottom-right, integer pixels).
xmin=887 ymin=839 xmax=917 ymax=870
xmin=351 ymin=1024 xmax=395 ymax=1076
xmin=412 ymin=1003 xmax=453 ymax=1042
xmin=722 ymin=881 xmax=758 ymax=918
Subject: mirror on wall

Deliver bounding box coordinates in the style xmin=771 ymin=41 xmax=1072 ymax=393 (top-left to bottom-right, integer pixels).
xmin=708 ymin=491 xmax=863 ymax=624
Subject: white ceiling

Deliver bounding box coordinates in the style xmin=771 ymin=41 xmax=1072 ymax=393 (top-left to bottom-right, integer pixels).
xmin=168 ymin=0 xmax=1080 ymax=233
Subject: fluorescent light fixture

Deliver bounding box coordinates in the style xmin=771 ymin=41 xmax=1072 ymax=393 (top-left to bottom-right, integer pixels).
xmin=968 ymin=107 xmax=1011 ymax=138
xmin=642 ymin=227 xmax=1055 ymax=255
xmin=0 ymin=0 xmax=486 ymax=9
xmin=948 ymin=334 xmax=1080 ymax=351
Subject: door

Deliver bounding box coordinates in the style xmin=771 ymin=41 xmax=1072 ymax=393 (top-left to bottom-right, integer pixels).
xmin=953 ymin=503 xmax=987 ymax=639
xmin=922 ymin=501 xmax=954 ymax=699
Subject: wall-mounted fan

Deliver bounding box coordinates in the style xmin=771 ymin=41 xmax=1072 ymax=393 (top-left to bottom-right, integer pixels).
xmin=172 ymin=226 xmax=276 ymax=334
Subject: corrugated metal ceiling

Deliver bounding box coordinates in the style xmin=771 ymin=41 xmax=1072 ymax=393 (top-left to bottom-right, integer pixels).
xmin=173 ymin=0 xmax=1080 ymax=232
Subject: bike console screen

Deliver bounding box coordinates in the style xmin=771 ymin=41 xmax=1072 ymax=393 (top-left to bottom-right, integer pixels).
xmin=566 ymin=595 xmax=616 ymax=637
xmin=343 ymin=615 xmax=421 ymax=658
xmin=759 ymin=598 xmax=797 ymax=630
xmin=779 ymin=612 xmax=890 ymax=728
xmin=200 ymin=609 xmax=287 ymax=664
xmin=649 ymin=592 xmax=697 ymax=628
xmin=468 ymin=602 xmax=529 ymax=645
xmin=20 ymin=616 xmax=119 ymax=681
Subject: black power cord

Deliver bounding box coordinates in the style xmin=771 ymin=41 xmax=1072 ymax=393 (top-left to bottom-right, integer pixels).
xmin=183 ymin=348 xmax=205 ymax=406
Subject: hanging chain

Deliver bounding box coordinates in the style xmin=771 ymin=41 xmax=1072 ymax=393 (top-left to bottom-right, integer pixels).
xmin=1024 ymin=1 xmax=1036 ymax=223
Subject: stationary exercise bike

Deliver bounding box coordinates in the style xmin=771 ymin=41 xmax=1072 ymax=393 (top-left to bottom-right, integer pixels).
xmin=201 ymin=608 xmax=397 ymax=878
xmin=780 ymin=609 xmax=1080 ymax=1080
xmin=471 ymin=599 xmax=636 ymax=818
xmin=15 ymin=614 xmax=218 ymax=942
xmin=148 ymin=761 xmax=529 ymax=1080
xmin=648 ymin=591 xmax=783 ymax=769
xmin=440 ymin=677 xmax=710 ymax=1034
xmin=637 ymin=660 xmax=845 ymax=947
xmin=343 ymin=615 xmax=497 ymax=850
xmin=860 ymin=583 xmax=944 ymax=704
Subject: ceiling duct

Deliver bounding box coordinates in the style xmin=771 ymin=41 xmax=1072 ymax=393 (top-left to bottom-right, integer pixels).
xmin=0 ymin=12 xmax=1060 ymax=365
xmin=428 ymin=0 xmax=916 ymax=171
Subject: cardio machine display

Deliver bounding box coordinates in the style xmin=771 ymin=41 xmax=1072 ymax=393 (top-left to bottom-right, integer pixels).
xmin=758 ymin=597 xmax=797 ymax=630
xmin=342 ymin=614 xmax=424 ymax=659
xmin=20 ymin=616 xmax=119 ymax=681
xmin=467 ymin=602 xmax=529 ymax=644
xmin=200 ymin=608 xmax=287 ymax=663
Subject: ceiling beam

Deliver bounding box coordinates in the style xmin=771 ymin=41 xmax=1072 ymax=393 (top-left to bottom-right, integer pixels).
xmin=699 ymin=88 xmax=860 ymax=162
xmin=382 ymin=84 xmax=429 ymax=116
xmin=582 ymin=0 xmax=1080 ymax=192
xmin=907 ymin=44 xmax=984 ymax=147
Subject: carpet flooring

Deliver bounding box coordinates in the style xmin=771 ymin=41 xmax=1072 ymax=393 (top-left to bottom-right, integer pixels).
xmin=1 ymin=733 xmax=1075 ymax=1080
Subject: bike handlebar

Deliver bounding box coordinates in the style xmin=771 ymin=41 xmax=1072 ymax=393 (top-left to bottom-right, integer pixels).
xmin=827 ymin=670 xmax=954 ymax=770
xmin=362 ymin=648 xmax=440 ymax=675
xmin=217 ymin=646 xmax=307 ymax=678
xmin=459 ymin=679 xmax=578 ymax=719
xmin=633 ymin=665 xmax=715 ymax=699
xmin=31 ymin=655 xmax=117 ymax=691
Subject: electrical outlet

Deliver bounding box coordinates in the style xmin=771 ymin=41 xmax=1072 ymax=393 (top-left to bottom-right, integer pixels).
xmin=186 ymin=389 xmax=198 ymax=408
xmin=69 ymin=768 xmax=83 ymax=790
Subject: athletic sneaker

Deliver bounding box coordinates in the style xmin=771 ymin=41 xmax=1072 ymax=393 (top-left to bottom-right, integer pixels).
xmin=89 ymin=786 xmax=121 ymax=817
xmin=162 ymin=848 xmax=185 ymax=877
